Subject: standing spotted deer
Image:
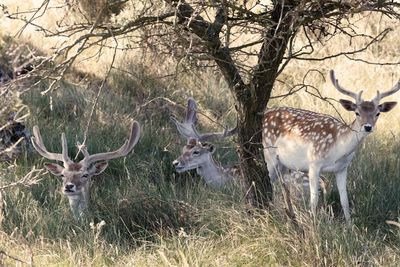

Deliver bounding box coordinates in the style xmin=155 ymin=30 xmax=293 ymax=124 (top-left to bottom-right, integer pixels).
xmin=31 ymin=121 xmax=141 ymax=219
xmin=263 ymin=70 xmax=399 ymax=221
xmin=171 ymin=98 xmax=238 ymax=189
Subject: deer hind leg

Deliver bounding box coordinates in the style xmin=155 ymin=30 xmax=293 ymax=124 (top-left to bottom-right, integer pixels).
xmin=263 ymin=147 xmax=285 ymax=182
xmin=286 ymin=171 xmax=310 ymax=201
xmin=293 ymin=172 xmax=330 ymax=205
xmin=319 ymin=175 xmax=331 ymax=206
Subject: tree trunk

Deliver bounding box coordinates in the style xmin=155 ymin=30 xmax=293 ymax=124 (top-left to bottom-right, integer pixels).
xmin=237 ymin=2 xmax=295 ymax=207
xmin=236 ymin=95 xmax=273 ymax=208
xmin=212 ymin=49 xmax=273 ymax=208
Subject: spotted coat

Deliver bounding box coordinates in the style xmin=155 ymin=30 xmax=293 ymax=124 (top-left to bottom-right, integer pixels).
xmin=263 ymin=107 xmax=350 ymax=156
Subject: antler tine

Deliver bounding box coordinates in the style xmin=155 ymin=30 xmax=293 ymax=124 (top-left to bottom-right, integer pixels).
xmin=61 ymin=133 xmax=73 ymax=166
xmin=198 ymin=125 xmax=238 ymax=142
xmin=171 ymin=97 xmax=237 ymax=142
xmin=373 ymin=81 xmax=400 ymax=104
xmin=330 ymin=70 xmax=362 ymax=103
xmin=170 ymin=97 xmax=201 ymax=140
xmin=224 ymin=125 xmax=238 ymax=137
xmin=84 ymin=121 xmax=141 ymax=164
xmin=170 ymin=116 xmax=201 ymax=140
xmin=31 ymin=125 xmax=68 ymax=163
xmin=186 ymin=98 xmax=198 ymax=124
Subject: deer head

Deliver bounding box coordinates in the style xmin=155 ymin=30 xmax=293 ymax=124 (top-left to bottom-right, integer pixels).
xmin=330 ymin=70 xmax=398 ymax=133
xmin=171 ymin=98 xmax=236 ymax=171
xmin=31 ymin=121 xmax=141 ymax=218
xmin=173 ymin=138 xmax=216 ymax=172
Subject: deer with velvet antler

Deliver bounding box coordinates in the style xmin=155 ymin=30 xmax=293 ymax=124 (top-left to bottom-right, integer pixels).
xmin=31 ymin=121 xmax=140 ymax=219
xmin=262 ymin=70 xmax=399 ymax=221
xmin=171 ymin=98 xmax=238 ymax=189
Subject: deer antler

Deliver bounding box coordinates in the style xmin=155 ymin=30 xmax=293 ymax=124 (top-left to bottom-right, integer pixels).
xmin=81 ymin=121 xmax=141 ymax=164
xmin=330 ymin=70 xmax=363 ymax=104
xmin=170 ymin=98 xmax=201 ymax=140
xmin=171 ymin=97 xmax=236 ymax=142
xmin=196 ymin=125 xmax=238 ymax=142
xmin=31 ymin=126 xmax=73 ymax=167
xmin=372 ymin=81 xmax=400 ymax=104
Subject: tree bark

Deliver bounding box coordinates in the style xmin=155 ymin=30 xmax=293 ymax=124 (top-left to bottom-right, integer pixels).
xmin=237 ymin=98 xmax=273 ymax=207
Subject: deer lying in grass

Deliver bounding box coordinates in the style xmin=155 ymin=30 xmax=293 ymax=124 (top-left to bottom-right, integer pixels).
xmin=171 ymin=98 xmax=237 ymax=188
xmin=171 ymin=98 xmax=329 ymax=200
xmin=31 ymin=121 xmax=141 ymax=219
xmin=262 ymin=70 xmax=399 ymax=221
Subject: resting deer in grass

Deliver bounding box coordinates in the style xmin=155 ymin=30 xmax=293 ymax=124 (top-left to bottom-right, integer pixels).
xmin=171 ymin=98 xmax=237 ymax=189
xmin=263 ymin=70 xmax=399 ymax=221
xmin=31 ymin=121 xmax=141 ymax=219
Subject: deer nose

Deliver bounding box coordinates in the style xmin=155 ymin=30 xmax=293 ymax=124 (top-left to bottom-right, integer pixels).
xmin=364 ymin=125 xmax=372 ymax=132
xmin=65 ymin=183 xmax=75 ymax=191
xmin=172 ymin=160 xmax=185 ymax=172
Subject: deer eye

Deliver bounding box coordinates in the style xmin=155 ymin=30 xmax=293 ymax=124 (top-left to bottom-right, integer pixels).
xmin=82 ymin=174 xmax=89 ymax=179
xmin=376 ymin=112 xmax=380 ymax=117
xmin=355 ymin=111 xmax=360 ymax=116
xmin=193 ymin=150 xmax=200 ymax=156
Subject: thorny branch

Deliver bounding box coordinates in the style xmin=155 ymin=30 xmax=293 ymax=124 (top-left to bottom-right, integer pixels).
xmin=1 ymin=3 xmax=175 ymax=94
xmin=0 ymin=106 xmax=30 ymax=132
xmin=2 ymin=1 xmax=399 ymax=95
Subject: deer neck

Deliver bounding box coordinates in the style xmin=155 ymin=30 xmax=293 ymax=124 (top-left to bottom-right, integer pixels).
xmin=196 ymin=155 xmax=232 ymax=188
xmin=349 ymin=119 xmax=368 ymax=141
xmin=67 ymin=181 xmax=90 ymax=219
xmin=336 ymin=119 xmax=368 ymax=157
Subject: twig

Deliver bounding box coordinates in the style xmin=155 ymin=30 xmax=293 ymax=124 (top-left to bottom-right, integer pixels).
xmin=75 ymin=29 xmax=119 ymax=159
xmin=0 ymin=250 xmax=33 ymax=266
xmin=0 ymin=167 xmax=43 ymax=190
xmin=0 ymin=137 xmax=24 ymax=157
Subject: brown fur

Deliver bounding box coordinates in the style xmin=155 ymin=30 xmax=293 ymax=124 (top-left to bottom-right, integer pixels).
xmin=263 ymin=107 xmax=350 ymax=155
xmin=359 ymin=101 xmax=375 ymax=112
xmin=66 ymin=163 xmax=83 ymax=171
xmin=66 ymin=173 xmax=85 ymax=190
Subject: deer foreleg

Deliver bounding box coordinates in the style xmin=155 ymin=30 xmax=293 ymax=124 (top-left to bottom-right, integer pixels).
xmin=308 ymin=164 xmax=321 ymax=219
xmin=335 ymin=167 xmax=351 ymax=222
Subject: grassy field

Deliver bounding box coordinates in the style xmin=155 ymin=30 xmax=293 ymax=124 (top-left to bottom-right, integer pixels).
xmin=0 ymin=67 xmax=399 ymax=266
xmin=1 ymin=2 xmax=400 ymax=266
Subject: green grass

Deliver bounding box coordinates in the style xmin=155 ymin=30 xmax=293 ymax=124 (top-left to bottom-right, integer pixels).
xmin=1 ymin=50 xmax=399 ymax=267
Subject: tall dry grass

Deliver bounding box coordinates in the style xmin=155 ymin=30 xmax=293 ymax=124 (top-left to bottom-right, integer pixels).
xmin=0 ymin=2 xmax=399 ymax=266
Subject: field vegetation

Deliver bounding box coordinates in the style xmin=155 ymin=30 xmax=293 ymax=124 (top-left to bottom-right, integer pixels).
xmin=0 ymin=1 xmax=399 ymax=266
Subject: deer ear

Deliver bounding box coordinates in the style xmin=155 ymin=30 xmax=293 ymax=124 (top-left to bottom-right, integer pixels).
xmin=339 ymin=99 xmax=357 ymax=111
xmin=201 ymin=142 xmax=215 ymax=153
xmin=378 ymin=101 xmax=397 ymax=112
xmin=208 ymin=144 xmax=216 ymax=154
xmin=89 ymin=162 xmax=108 ymax=176
xmin=44 ymin=163 xmax=64 ymax=176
